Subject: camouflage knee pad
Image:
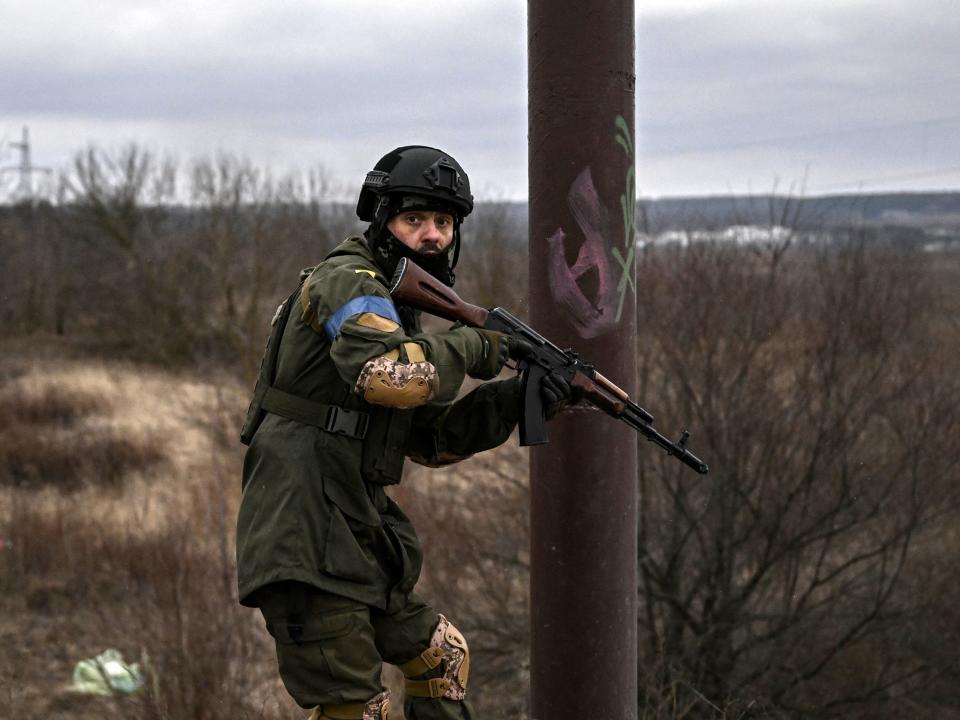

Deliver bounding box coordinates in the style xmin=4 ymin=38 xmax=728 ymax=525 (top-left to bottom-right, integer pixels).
xmin=400 ymin=615 xmax=470 ymax=701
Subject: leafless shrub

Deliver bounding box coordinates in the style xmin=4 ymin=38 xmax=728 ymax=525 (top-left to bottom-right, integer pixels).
xmin=634 ymin=235 xmax=960 ymax=716
xmin=456 ymin=202 xmax=528 ymax=312
xmin=181 ymin=153 xmax=349 ymax=379
xmin=0 ymin=200 xmax=72 ymax=337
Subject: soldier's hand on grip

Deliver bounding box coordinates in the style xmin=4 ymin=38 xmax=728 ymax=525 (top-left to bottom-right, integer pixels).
xmin=469 ymin=329 xmax=509 ymax=380
xmin=541 ymin=372 xmax=578 ymax=420
xmin=507 ymin=337 xmax=537 ymax=362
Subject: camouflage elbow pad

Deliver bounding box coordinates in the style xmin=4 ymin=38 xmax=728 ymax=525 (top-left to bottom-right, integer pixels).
xmin=354 ymin=344 xmax=439 ymax=409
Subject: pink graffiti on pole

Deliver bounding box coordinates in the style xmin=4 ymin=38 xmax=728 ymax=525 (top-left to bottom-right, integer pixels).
xmin=546 ymin=167 xmax=618 ymax=339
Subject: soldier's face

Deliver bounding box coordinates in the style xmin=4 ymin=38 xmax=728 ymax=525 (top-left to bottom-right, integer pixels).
xmin=388 ymin=210 xmax=455 ymax=256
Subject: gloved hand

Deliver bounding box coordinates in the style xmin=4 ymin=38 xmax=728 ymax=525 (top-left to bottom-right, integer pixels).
xmin=469 ymin=329 xmax=510 ymax=380
xmin=507 ymin=337 xmax=537 ymax=362
xmin=541 ymin=371 xmax=579 ymax=420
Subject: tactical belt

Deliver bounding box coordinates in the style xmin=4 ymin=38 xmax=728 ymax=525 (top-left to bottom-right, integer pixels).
xmin=261 ymin=386 xmax=369 ymax=440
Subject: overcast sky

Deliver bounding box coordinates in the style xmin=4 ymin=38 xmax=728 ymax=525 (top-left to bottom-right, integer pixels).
xmin=2 ymin=0 xmax=959 ymax=199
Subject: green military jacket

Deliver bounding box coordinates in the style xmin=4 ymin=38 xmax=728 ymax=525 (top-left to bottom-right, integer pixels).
xmin=237 ymin=237 xmax=521 ymax=611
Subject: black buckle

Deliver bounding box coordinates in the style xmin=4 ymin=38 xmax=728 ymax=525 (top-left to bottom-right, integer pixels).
xmin=323 ymin=406 xmax=369 ymax=440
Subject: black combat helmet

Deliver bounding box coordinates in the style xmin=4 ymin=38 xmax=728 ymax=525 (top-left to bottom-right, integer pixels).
xmin=356 ymin=145 xmax=473 ymax=222
xmin=357 ymin=145 xmax=473 ymax=286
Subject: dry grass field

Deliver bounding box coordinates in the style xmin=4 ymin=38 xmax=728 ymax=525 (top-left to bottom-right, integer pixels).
xmin=0 ymin=341 xmax=526 ymax=720
xmin=0 ymin=346 xmax=301 ymax=720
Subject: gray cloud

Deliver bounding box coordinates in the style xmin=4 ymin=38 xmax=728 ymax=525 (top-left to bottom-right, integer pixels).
xmin=1 ymin=0 xmax=528 ymax=195
xmin=637 ymin=0 xmax=960 ymax=193
xmin=2 ymin=0 xmax=959 ymax=198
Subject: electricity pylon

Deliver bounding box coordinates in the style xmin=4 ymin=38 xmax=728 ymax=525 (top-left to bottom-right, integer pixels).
xmin=1 ymin=126 xmax=52 ymax=201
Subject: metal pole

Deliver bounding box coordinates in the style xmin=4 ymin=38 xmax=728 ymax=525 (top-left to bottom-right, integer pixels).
xmin=528 ymin=2 xmax=638 ymax=719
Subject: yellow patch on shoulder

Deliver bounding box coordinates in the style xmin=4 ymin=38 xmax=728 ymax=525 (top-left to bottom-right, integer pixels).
xmin=357 ymin=312 xmax=401 ymax=333
xmin=354 ymin=269 xmax=378 ymax=278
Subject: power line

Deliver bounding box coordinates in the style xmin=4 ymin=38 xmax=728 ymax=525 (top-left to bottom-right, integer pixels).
xmin=809 ymin=164 xmax=960 ymax=193
xmin=640 ymin=74 xmax=960 ymax=136
xmin=643 ymin=113 xmax=960 ymax=156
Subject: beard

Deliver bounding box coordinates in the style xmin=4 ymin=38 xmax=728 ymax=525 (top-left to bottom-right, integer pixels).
xmin=368 ymin=230 xmax=456 ymax=288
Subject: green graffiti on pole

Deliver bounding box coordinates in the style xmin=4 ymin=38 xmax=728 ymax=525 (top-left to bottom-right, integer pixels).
xmin=611 ymin=114 xmax=636 ymax=323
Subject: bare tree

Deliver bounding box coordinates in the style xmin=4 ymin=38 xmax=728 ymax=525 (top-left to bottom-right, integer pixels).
xmin=0 ymin=200 xmax=73 ymax=337
xmin=634 ymin=234 xmax=960 ymax=717
xmin=455 ymin=201 xmax=528 ymax=312
xmin=33 ymin=145 xmax=349 ymax=373
xmin=64 ymin=143 xmax=176 ymax=252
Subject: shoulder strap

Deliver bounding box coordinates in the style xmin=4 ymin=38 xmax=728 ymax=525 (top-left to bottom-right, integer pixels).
xmin=239 ymin=285 xmax=303 ymax=445
xmin=239 ymin=275 xmax=372 ymax=445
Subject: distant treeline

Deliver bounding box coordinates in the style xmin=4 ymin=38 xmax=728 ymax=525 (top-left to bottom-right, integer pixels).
xmin=0 ymin=146 xmax=528 ymax=377
xmin=639 ymin=191 xmax=960 ymax=232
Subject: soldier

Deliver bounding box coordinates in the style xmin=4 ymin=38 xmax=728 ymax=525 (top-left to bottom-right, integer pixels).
xmin=236 ymin=146 xmax=573 ymax=720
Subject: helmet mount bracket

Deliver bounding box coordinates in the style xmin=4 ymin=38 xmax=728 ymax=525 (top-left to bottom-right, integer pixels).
xmin=422 ymin=158 xmax=463 ymax=193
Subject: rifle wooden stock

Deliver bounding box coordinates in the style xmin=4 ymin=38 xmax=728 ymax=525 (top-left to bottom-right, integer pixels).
xmin=389 ymin=258 xmax=489 ymax=328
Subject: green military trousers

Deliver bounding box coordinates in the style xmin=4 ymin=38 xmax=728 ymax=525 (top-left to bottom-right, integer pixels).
xmin=256 ymin=582 xmax=474 ymax=720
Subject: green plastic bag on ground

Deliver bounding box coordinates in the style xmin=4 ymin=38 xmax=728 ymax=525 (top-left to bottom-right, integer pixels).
xmin=69 ymin=648 xmax=144 ymax=696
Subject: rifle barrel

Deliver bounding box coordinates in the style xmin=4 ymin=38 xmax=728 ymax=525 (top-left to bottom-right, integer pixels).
xmin=620 ymin=408 xmax=709 ymax=474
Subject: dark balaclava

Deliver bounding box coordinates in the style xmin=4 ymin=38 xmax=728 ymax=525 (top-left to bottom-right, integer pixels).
xmin=364 ymin=193 xmax=462 ymax=287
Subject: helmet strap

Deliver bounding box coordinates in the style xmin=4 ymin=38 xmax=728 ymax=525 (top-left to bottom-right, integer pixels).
xmin=449 ymin=223 xmax=462 ymax=272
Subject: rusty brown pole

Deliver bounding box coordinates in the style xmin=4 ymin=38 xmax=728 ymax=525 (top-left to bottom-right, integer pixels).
xmin=527 ymin=2 xmax=638 ymax=719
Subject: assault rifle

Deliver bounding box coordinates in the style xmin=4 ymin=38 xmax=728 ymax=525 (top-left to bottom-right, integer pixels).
xmin=389 ymin=258 xmax=709 ymax=475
